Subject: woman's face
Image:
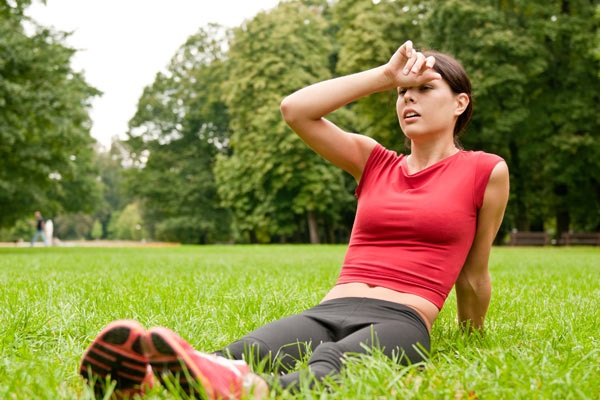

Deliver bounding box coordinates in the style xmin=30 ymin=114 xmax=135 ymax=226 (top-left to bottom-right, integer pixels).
xmin=396 ymin=78 xmax=466 ymax=142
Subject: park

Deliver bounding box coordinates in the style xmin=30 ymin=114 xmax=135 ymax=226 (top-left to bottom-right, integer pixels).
xmin=1 ymin=0 xmax=599 ymax=399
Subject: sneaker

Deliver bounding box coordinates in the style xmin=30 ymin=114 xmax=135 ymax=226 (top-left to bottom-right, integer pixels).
xmin=80 ymin=320 xmax=154 ymax=399
xmin=143 ymin=327 xmax=253 ymax=399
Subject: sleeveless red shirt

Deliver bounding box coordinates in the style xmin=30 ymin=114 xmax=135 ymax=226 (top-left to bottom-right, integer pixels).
xmin=337 ymin=144 xmax=504 ymax=309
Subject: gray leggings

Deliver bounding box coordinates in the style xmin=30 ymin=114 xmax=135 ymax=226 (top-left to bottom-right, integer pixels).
xmin=216 ymin=297 xmax=430 ymax=391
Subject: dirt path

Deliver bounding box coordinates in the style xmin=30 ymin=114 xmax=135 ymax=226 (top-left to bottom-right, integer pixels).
xmin=0 ymin=240 xmax=180 ymax=248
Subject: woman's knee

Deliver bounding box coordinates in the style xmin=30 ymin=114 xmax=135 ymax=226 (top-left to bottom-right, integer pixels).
xmin=308 ymin=341 xmax=347 ymax=378
xmin=273 ymin=341 xmax=346 ymax=392
xmin=372 ymin=323 xmax=430 ymax=365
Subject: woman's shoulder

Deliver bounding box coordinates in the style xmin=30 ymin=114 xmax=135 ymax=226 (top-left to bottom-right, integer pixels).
xmin=459 ymin=151 xmax=507 ymax=208
xmin=370 ymin=143 xmax=407 ymax=161
xmin=459 ymin=149 xmax=503 ymax=160
xmin=457 ymin=150 xmax=505 ymax=171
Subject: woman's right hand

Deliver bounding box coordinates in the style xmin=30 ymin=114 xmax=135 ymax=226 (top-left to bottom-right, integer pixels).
xmin=384 ymin=40 xmax=441 ymax=88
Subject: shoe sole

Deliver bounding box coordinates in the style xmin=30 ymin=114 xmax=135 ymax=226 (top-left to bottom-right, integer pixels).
xmin=79 ymin=320 xmax=148 ymax=397
xmin=144 ymin=327 xmax=215 ymax=399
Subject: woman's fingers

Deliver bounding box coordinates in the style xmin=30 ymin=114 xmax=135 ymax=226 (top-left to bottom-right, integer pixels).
xmin=386 ymin=40 xmax=416 ymax=82
xmin=402 ymin=48 xmax=419 ymax=75
xmin=389 ymin=41 xmax=439 ymax=85
xmin=403 ymin=49 xmax=432 ymax=76
xmin=404 ymin=40 xmax=413 ymax=58
xmin=410 ymin=52 xmax=428 ymax=74
xmin=425 ymin=55 xmax=436 ymax=69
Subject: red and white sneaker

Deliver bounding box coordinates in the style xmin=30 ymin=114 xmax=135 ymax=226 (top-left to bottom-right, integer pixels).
xmin=80 ymin=320 xmax=154 ymax=399
xmin=143 ymin=326 xmax=265 ymax=399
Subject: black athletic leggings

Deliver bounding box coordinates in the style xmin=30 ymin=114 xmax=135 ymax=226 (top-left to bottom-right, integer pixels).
xmin=215 ymin=297 xmax=430 ymax=391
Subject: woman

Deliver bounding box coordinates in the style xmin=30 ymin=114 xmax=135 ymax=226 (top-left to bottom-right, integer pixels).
xmin=80 ymin=40 xmax=509 ymax=399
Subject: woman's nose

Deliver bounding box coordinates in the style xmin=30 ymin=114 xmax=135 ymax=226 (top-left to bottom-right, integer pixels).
xmin=403 ymin=90 xmax=415 ymax=104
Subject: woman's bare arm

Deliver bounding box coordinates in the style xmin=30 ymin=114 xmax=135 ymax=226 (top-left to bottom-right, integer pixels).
xmin=280 ymin=40 xmax=440 ymax=180
xmin=455 ymin=161 xmax=510 ymax=331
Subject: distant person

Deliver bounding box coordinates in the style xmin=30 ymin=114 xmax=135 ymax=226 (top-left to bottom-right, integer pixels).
xmin=30 ymin=211 xmax=48 ymax=247
xmin=80 ymin=40 xmax=509 ymax=399
xmin=44 ymin=218 xmax=54 ymax=246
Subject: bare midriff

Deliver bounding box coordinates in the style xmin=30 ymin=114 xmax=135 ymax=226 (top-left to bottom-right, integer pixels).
xmin=321 ymin=282 xmax=439 ymax=332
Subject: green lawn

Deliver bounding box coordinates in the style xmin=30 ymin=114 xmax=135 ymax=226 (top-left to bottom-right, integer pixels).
xmin=0 ymin=245 xmax=598 ymax=399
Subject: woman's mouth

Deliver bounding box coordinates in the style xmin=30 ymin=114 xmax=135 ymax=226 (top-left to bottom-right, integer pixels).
xmin=403 ymin=109 xmax=421 ymax=120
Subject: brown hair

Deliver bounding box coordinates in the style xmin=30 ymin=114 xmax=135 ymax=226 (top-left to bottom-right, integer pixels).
xmin=424 ymin=50 xmax=473 ymax=146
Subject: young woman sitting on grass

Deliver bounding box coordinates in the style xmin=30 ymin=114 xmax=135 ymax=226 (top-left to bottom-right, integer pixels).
xmin=80 ymin=40 xmax=509 ymax=399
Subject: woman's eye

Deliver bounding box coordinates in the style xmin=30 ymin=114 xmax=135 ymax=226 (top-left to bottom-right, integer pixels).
xmin=420 ymin=85 xmax=432 ymax=91
xmin=398 ymin=89 xmax=407 ymax=95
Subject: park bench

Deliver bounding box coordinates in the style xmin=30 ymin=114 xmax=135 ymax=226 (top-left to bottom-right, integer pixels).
xmin=509 ymin=232 xmax=550 ymax=246
xmin=559 ymin=232 xmax=600 ymax=246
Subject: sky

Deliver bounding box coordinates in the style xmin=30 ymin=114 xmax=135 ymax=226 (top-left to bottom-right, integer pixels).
xmin=26 ymin=0 xmax=281 ymax=149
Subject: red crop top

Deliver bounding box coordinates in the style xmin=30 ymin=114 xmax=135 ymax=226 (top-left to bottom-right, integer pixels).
xmin=337 ymin=144 xmax=504 ymax=309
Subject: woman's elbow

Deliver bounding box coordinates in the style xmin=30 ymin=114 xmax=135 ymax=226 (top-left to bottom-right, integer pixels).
xmin=456 ymin=270 xmax=491 ymax=293
xmin=279 ymin=95 xmax=297 ymax=125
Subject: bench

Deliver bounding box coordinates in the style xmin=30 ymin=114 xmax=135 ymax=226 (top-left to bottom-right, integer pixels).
xmin=560 ymin=232 xmax=600 ymax=246
xmin=509 ymin=232 xmax=550 ymax=246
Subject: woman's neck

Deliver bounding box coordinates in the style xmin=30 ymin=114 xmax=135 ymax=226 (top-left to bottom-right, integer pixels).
xmin=406 ymin=140 xmax=459 ymax=174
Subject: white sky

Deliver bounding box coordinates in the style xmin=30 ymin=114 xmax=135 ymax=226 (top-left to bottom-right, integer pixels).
xmin=26 ymin=0 xmax=281 ymax=149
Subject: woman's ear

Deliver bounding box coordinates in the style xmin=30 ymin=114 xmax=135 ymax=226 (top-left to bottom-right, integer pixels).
xmin=455 ymin=93 xmax=470 ymax=116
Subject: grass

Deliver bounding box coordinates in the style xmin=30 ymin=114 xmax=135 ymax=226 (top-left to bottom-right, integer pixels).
xmin=0 ymin=245 xmax=598 ymax=399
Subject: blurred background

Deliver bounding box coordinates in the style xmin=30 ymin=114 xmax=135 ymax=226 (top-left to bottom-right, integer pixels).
xmin=1 ymin=0 xmax=599 ymax=246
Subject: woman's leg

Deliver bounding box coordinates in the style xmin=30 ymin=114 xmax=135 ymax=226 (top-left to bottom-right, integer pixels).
xmin=278 ymin=301 xmax=430 ymax=391
xmin=334 ymin=320 xmax=431 ymax=364
xmin=217 ymin=313 xmax=334 ymax=373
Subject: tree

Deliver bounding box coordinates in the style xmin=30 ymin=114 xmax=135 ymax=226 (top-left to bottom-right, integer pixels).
xmin=91 ymin=144 xmax=132 ymax=238
xmin=595 ymin=5 xmax=600 ymax=72
xmin=534 ymin=0 xmax=600 ymax=234
xmin=91 ymin=219 xmax=102 ymax=240
xmin=107 ymin=202 xmax=147 ymax=241
xmin=53 ymin=213 xmax=94 ymax=240
xmin=0 ymin=2 xmax=101 ymax=227
xmin=125 ymin=24 xmax=232 ymax=244
xmin=115 ymin=0 xmax=599 ymax=243
xmin=215 ymin=0 xmax=355 ymax=244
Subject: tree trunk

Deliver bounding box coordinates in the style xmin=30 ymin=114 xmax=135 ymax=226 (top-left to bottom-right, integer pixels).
xmin=307 ymin=211 xmax=320 ymax=244
xmin=509 ymin=141 xmax=529 ymax=230
xmin=554 ymin=183 xmax=570 ymax=244
xmin=249 ymin=230 xmax=258 ymax=244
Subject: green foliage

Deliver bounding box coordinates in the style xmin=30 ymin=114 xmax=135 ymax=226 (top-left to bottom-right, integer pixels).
xmin=595 ymin=6 xmax=600 ymax=71
xmin=54 ymin=213 xmax=94 ymax=240
xmin=9 ymin=0 xmax=599 ymax=242
xmin=117 ymin=0 xmax=600 ymax=242
xmin=0 ymin=4 xmax=101 ymax=227
xmin=90 ymin=219 xmax=102 ymax=240
xmin=215 ymin=0 xmax=354 ymax=243
xmin=107 ymin=202 xmax=147 ymax=241
xmin=124 ymin=24 xmax=232 ymax=244
xmin=0 ymin=217 xmax=32 ymax=242
xmin=91 ymin=146 xmax=131 ymax=239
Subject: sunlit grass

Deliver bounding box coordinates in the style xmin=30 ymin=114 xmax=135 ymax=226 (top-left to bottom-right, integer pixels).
xmin=0 ymin=245 xmax=598 ymax=399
